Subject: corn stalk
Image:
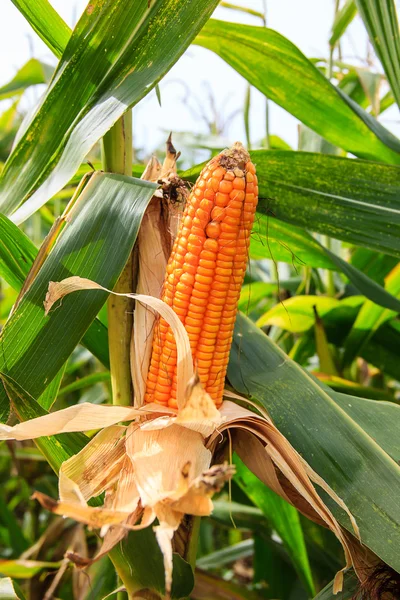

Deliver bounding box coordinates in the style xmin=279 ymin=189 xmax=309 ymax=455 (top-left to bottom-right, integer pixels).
xmin=102 ymin=113 xmax=134 ymax=407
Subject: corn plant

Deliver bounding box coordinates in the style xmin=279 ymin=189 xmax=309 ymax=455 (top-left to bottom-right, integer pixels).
xmin=0 ymin=1 xmax=400 ymax=599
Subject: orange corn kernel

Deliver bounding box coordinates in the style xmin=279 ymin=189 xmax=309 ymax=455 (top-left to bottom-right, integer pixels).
xmin=145 ymin=143 xmax=258 ymax=407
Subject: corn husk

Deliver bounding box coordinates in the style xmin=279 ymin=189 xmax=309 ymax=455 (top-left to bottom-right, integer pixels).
xmin=1 ymin=273 xmax=372 ymax=596
xmin=132 ymin=137 xmax=187 ymax=407
xmin=43 ymin=277 xmax=193 ymax=409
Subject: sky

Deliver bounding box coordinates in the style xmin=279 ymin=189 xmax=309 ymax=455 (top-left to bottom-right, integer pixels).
xmin=0 ymin=0 xmax=398 ymax=159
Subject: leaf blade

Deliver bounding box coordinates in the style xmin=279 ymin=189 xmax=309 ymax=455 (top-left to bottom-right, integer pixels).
xmin=194 ymin=20 xmax=400 ymax=163
xmin=1 ymin=0 xmax=220 ymax=223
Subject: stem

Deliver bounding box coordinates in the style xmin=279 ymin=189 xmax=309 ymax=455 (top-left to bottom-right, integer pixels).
xmin=102 ymin=112 xmax=134 ymax=407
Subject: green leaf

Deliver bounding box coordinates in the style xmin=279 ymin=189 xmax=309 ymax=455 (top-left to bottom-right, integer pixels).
xmin=37 ymin=365 xmax=66 ymax=410
xmin=355 ymin=0 xmax=400 ymax=110
xmin=0 ymin=0 xmax=220 ymax=223
xmin=0 ymin=560 xmax=60 ymax=579
xmin=0 ymin=213 xmax=109 ymax=369
xmin=194 ymin=20 xmax=400 ymax=163
xmin=362 ymin=320 xmax=400 ymax=380
xmin=228 ymin=313 xmax=400 ymax=574
xmin=332 ymin=391 xmax=400 ymax=462
xmin=330 ymin=0 xmax=357 ymax=47
xmin=0 ymin=493 xmax=29 ymax=556
xmin=197 ymin=539 xmax=254 ymax=569
xmin=11 ymin=0 xmax=71 ymax=59
xmin=220 ymin=1 xmax=265 ymax=21
xmin=182 ymin=150 xmax=400 ymax=258
xmin=257 ymin=296 xmax=362 ymax=333
xmin=83 ymin=556 xmax=117 ymax=600
xmin=250 ymin=214 xmax=335 ymax=270
xmin=234 ymin=456 xmax=315 ymax=596
xmin=343 ymin=264 xmax=400 ymax=366
xmin=314 ymin=308 xmax=339 ymax=376
xmin=0 ymin=173 xmax=156 ymax=422
xmin=253 ymin=535 xmax=297 ymax=599
xmin=324 ymin=247 xmax=400 ymax=312
xmin=111 ymin=529 xmax=194 ymax=599
xmin=211 ymin=500 xmax=268 ymax=532
xmin=252 ymin=150 xmax=400 ymax=258
xmin=0 ymin=577 xmax=26 ymax=600
xmin=350 ymin=247 xmax=397 ymax=285
xmin=58 ymin=371 xmax=110 ymax=396
xmin=317 ymin=375 xmax=395 ymax=402
xmin=0 ymin=59 xmax=53 ymax=101
xmin=0 ymin=215 xmax=37 ymax=290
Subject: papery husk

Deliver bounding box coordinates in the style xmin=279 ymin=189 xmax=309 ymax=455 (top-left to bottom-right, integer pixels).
xmin=43 ymin=276 xmax=193 ymax=408
xmin=59 ymin=425 xmax=127 ymax=503
xmin=20 ymin=260 xmax=368 ymax=595
xmin=210 ymin=399 xmax=363 ymax=593
xmin=132 ymin=137 xmax=187 ymax=407
xmin=0 ymin=402 xmax=141 ymax=440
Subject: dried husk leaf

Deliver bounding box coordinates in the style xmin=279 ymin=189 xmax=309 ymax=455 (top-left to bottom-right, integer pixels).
xmin=125 ymin=423 xmax=211 ymax=507
xmin=0 ymin=402 xmax=140 ymax=440
xmin=32 ymin=491 xmax=132 ymax=529
xmin=132 ymin=196 xmax=171 ymax=406
xmin=59 ymin=425 xmax=126 ymax=503
xmin=210 ymin=399 xmax=363 ymax=591
xmin=133 ymin=141 xmax=186 ymax=407
xmin=44 ymin=276 xmax=193 ymax=408
xmin=139 ymin=377 xmax=224 ymax=438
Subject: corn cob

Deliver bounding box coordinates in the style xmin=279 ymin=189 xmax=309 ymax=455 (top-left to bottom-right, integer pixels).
xmin=144 ymin=142 xmax=258 ymax=408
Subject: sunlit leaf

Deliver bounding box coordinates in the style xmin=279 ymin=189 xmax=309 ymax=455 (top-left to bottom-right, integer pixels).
xmin=0 ymin=0 xmax=220 ymax=223
xmin=0 ymin=173 xmax=156 ymax=422
xmin=195 ymin=20 xmax=400 ymax=163
xmin=229 ymin=313 xmax=400 ymax=573
xmin=356 ymin=0 xmax=400 ymax=110
xmin=11 ymin=0 xmax=71 ymax=59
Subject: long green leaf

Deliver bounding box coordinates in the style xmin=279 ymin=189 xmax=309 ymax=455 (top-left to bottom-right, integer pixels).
xmin=356 ymin=0 xmax=400 ymax=110
xmin=332 ymin=391 xmax=400 ymax=462
xmin=0 ymin=560 xmax=60 ymax=579
xmin=0 ymin=0 xmax=220 ymax=223
xmin=257 ymin=295 xmax=358 ymax=333
xmin=250 ymin=214 xmax=335 ymax=270
xmin=183 ymin=150 xmax=400 ymax=258
xmin=0 ymin=213 xmax=109 ymax=369
xmin=194 ymin=20 xmax=400 ymax=163
xmin=343 ymin=263 xmax=400 ymax=366
xmin=324 ymin=247 xmax=400 ymax=312
xmin=0 ymin=215 xmax=37 ymax=290
xmin=362 ymin=320 xmax=400 ymax=380
xmin=330 ymin=0 xmax=357 ymax=47
xmin=11 ymin=0 xmax=71 ymax=59
xmin=0 ymin=494 xmax=29 ymax=556
xmin=0 ymin=173 xmax=156 ymax=422
xmin=234 ymin=456 xmax=315 ymax=596
xmin=228 ymin=313 xmax=400 ymax=574
xmin=196 ymin=539 xmax=254 ymax=569
xmin=0 ymin=59 xmax=53 ymax=101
